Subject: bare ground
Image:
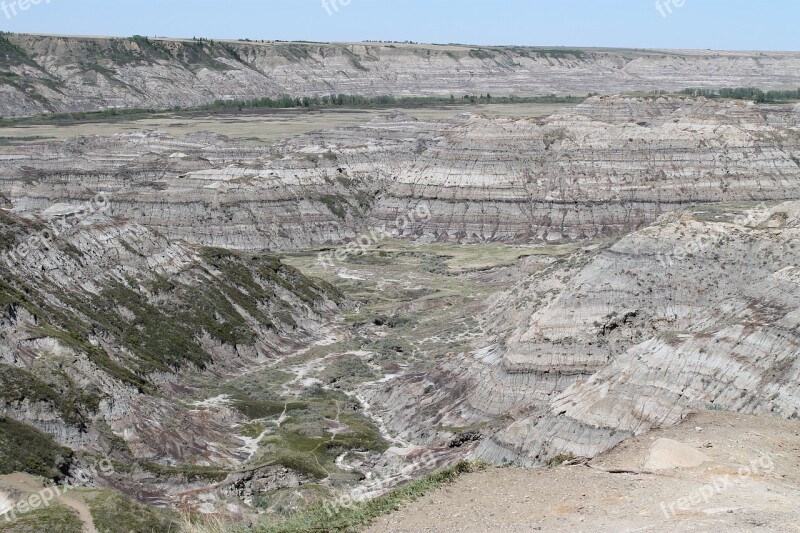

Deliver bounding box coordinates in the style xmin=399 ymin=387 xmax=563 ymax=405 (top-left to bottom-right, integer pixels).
xmin=367 ymin=411 xmax=800 ymax=532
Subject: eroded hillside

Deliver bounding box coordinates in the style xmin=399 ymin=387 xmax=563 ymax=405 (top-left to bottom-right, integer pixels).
xmin=1 ymin=96 xmax=799 ymax=250
xmin=3 ymin=34 xmax=800 ymax=117
xmin=0 ymin=96 xmax=799 ymax=528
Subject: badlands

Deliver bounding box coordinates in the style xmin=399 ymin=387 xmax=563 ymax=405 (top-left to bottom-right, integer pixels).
xmin=0 ymin=35 xmax=799 ymax=533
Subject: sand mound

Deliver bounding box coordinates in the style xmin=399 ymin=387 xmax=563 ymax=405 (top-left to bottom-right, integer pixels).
xmin=642 ymin=438 xmax=710 ymax=470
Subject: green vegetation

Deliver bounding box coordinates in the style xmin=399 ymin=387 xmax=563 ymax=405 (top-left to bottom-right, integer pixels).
xmin=546 ymin=453 xmax=578 ymax=467
xmin=0 ymin=364 xmax=88 ymax=426
xmin=0 ymin=418 xmax=73 ymax=481
xmin=0 ymin=92 xmax=587 ymax=127
xmin=319 ymin=356 xmax=379 ymax=387
xmin=175 ymin=39 xmax=238 ymax=71
xmin=0 ymin=215 xmax=339 ymax=388
xmin=129 ymin=35 xmax=173 ymax=62
xmin=239 ymin=421 xmax=269 ymax=439
xmin=201 ymin=247 xmax=341 ymax=307
xmin=469 ymin=49 xmax=493 ymax=60
xmin=0 ymin=239 xmax=149 ymax=390
xmin=531 ymin=48 xmax=586 ymax=59
xmin=232 ymin=399 xmax=305 ymax=420
xmin=255 ymin=461 xmax=486 ymax=532
xmin=242 ymin=391 xmax=388 ymax=483
xmin=0 ymin=214 xmax=340 ymax=413
xmin=140 ymin=462 xmax=230 ymax=483
xmin=220 ymin=368 xmax=293 ymax=402
xmin=198 ymin=92 xmax=586 ymax=112
xmin=318 ymin=194 xmax=349 ymax=220
xmin=0 ymin=503 xmax=84 ymax=533
xmin=84 ymin=489 xmax=179 ymax=533
xmin=84 ymin=35 xmax=240 ymax=72
xmin=0 ymin=32 xmax=41 ymax=70
xmin=679 ymin=87 xmax=800 ymax=103
xmin=0 ymin=107 xmax=166 ymax=127
xmin=94 ymin=282 xmax=214 ymax=370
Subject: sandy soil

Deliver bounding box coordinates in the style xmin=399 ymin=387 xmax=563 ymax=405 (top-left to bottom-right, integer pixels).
xmin=367 ymin=411 xmax=800 ymax=532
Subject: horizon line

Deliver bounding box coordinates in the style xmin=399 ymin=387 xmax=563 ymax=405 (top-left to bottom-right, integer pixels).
xmin=4 ymin=32 xmax=800 ymax=54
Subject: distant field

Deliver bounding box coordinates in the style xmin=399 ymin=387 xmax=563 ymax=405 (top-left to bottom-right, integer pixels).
xmin=0 ymin=103 xmax=576 ymax=144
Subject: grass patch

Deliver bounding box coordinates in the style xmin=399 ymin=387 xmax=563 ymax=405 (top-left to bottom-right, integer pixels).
xmin=256 ymin=461 xmax=486 ymax=532
xmin=268 ymin=452 xmax=329 ymax=481
xmin=220 ymin=368 xmax=294 ymax=402
xmin=0 ymin=417 xmax=73 ymax=481
xmin=250 ymin=396 xmax=388 ymax=482
xmin=0 ymin=502 xmax=83 ymax=533
xmin=140 ymin=462 xmax=230 ymax=483
xmin=318 ymin=356 xmax=379 ymax=387
xmin=83 ymin=489 xmax=179 ymax=533
xmin=232 ymin=400 xmax=306 ymax=420
xmin=239 ymin=421 xmax=268 ymax=439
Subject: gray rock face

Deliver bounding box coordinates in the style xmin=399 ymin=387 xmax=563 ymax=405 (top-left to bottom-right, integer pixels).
xmin=1 ymin=97 xmax=799 ymax=250
xmin=4 ymin=35 xmax=800 ymax=117
xmin=366 ymin=202 xmax=800 ymax=465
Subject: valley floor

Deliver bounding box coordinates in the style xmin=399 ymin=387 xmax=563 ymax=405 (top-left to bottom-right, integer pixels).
xmin=367 ymin=411 xmax=800 ymax=532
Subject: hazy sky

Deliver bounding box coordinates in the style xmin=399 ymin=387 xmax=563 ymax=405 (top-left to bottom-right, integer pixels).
xmin=1 ymin=0 xmax=797 ymax=51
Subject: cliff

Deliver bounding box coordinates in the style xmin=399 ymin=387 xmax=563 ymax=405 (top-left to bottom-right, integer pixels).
xmin=3 ymin=34 xmax=800 ymax=117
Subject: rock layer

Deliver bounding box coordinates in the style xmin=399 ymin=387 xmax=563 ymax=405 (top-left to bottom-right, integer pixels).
xmin=366 ymin=202 xmax=800 ymax=466
xmin=4 ymin=35 xmax=800 ymax=117
xmin=1 ymin=97 xmax=799 ymax=250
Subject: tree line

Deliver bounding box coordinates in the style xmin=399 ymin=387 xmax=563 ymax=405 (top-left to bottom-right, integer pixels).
xmin=679 ymin=87 xmax=800 ymax=103
xmin=200 ymin=93 xmax=587 ymax=111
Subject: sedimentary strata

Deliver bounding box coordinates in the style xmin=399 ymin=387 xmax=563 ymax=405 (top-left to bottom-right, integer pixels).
xmin=4 ymin=35 xmax=800 ymax=117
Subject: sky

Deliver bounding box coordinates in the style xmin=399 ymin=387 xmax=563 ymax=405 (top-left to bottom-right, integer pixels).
xmin=0 ymin=0 xmax=798 ymax=51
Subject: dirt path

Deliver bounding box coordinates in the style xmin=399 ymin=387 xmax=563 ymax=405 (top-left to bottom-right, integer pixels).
xmin=0 ymin=474 xmax=98 ymax=533
xmin=367 ymin=411 xmax=800 ymax=532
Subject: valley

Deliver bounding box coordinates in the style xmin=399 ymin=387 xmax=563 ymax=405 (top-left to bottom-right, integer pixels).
xmin=0 ymin=33 xmax=799 ymax=532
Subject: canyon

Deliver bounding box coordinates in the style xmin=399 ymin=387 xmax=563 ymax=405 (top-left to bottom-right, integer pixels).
xmin=0 ymin=34 xmax=799 ymax=533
